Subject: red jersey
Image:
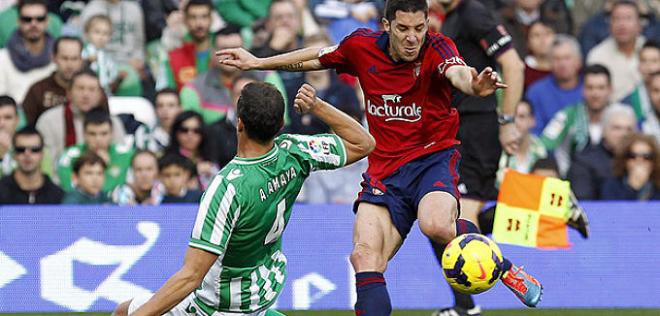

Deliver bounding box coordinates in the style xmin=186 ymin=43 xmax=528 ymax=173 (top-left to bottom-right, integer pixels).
xmin=319 ymin=28 xmax=467 ymax=180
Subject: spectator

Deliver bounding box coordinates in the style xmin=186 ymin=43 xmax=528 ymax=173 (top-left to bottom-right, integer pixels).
xmin=523 ymin=20 xmax=555 ymax=91
xmin=80 ymin=0 xmax=145 ymax=67
xmin=22 ymin=36 xmax=83 ymax=126
xmin=496 ymin=100 xmax=548 ymax=186
xmin=530 ymin=156 xmax=560 ymax=178
xmin=314 ymin=0 xmax=381 ymax=44
xmin=541 ymin=64 xmax=615 ymax=176
xmin=287 ymin=33 xmax=362 ymax=135
xmin=82 ymin=14 xmax=125 ymax=95
xmin=216 ymin=0 xmax=271 ymax=28
xmin=252 ymin=0 xmax=303 ymax=58
xmin=141 ymin=0 xmax=178 ymax=43
xmin=164 ymin=0 xmax=214 ymax=91
xmin=624 ymin=41 xmax=660 ymax=124
xmin=57 ymin=109 xmax=134 ymax=192
xmin=134 ymin=88 xmax=183 ymax=155
xmin=165 ymin=111 xmax=219 ymax=190
xmin=602 ymin=133 xmax=660 ymax=200
xmin=586 ymin=0 xmax=646 ymax=101
xmin=36 ymin=69 xmax=125 ymax=170
xmin=526 ymin=34 xmax=584 ymax=135
xmin=643 ymin=71 xmax=660 ymax=143
xmin=0 ymin=96 xmax=19 ymax=177
xmin=158 ymin=153 xmax=202 ymax=203
xmin=0 ymin=0 xmax=62 ymax=48
xmin=568 ymin=104 xmax=637 ymax=200
xmin=0 ymin=0 xmax=56 ymax=104
xmin=112 ymin=150 xmax=163 ymax=205
xmin=500 ymin=0 xmax=572 ymax=57
xmin=0 ymin=126 xmax=63 ymax=204
xmin=62 ymin=151 xmax=112 ymax=204
xmin=180 ymin=25 xmax=288 ymax=125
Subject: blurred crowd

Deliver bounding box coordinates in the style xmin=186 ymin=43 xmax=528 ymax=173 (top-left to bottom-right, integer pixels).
xmin=0 ymin=0 xmax=658 ymax=206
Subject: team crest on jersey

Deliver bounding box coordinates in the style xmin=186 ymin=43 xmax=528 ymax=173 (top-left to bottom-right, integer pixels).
xmin=318 ymin=45 xmax=339 ymax=57
xmin=307 ymin=139 xmax=330 ymax=155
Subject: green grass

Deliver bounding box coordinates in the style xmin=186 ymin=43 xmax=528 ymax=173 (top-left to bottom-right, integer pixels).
xmin=3 ymin=310 xmax=660 ymax=316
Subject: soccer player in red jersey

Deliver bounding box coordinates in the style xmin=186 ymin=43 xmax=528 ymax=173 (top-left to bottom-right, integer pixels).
xmin=217 ymin=0 xmax=542 ymax=314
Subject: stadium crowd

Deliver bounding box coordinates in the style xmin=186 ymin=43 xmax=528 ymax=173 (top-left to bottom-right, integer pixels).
xmin=0 ymin=0 xmax=658 ymax=205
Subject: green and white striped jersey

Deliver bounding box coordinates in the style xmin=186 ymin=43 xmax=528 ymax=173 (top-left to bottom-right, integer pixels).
xmin=188 ymin=133 xmax=347 ymax=314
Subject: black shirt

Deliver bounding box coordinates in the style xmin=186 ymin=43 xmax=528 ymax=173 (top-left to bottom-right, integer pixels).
xmin=0 ymin=173 xmax=64 ymax=205
xmin=441 ymin=0 xmax=513 ymax=113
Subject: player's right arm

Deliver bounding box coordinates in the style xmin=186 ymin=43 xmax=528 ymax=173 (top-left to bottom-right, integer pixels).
xmin=294 ymin=83 xmax=375 ymax=165
xmin=216 ymin=46 xmax=325 ymax=72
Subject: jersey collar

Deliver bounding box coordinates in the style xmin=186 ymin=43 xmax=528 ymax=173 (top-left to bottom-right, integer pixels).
xmin=231 ymin=145 xmax=279 ymax=165
xmin=377 ymin=31 xmax=430 ymax=64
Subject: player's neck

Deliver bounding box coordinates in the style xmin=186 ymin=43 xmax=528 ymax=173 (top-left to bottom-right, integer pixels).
xmin=236 ymin=137 xmax=275 ymax=159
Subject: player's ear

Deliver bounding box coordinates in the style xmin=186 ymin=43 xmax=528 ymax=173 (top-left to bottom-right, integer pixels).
xmin=237 ymin=118 xmax=244 ymax=133
xmin=382 ymin=17 xmax=390 ymax=32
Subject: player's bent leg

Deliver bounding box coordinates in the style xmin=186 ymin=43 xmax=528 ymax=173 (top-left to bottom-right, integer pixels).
xmin=459 ymin=198 xmax=484 ymax=230
xmin=351 ymin=202 xmax=403 ymax=316
xmin=112 ymin=300 xmax=131 ymax=316
xmin=418 ymin=191 xmax=480 ymax=244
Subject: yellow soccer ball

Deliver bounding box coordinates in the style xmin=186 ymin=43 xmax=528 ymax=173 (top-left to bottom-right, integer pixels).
xmin=441 ymin=233 xmax=504 ymax=294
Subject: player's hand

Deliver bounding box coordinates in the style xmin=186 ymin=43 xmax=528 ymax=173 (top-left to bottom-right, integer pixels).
xmin=216 ymin=47 xmax=260 ymax=70
xmin=294 ymin=83 xmax=319 ymax=114
xmin=471 ymin=67 xmax=507 ymax=97
xmin=499 ymin=122 xmax=520 ymax=155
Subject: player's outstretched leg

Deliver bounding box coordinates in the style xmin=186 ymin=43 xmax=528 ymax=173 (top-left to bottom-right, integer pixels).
xmin=351 ymin=203 xmax=403 ymax=316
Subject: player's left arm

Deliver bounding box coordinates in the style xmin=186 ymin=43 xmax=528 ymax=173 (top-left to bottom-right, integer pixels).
xmin=129 ymin=247 xmax=217 ymax=316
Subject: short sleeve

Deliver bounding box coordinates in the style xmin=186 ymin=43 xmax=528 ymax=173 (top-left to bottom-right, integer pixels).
xmin=466 ymin=5 xmax=513 ymax=58
xmin=318 ymin=29 xmax=366 ymax=76
xmin=189 ymin=175 xmax=241 ymax=256
xmin=278 ymin=134 xmax=347 ymax=173
xmin=433 ymin=36 xmax=467 ymax=76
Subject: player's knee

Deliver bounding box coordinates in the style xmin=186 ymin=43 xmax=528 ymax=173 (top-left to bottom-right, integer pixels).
xmin=350 ymin=242 xmax=386 ymax=272
xmin=419 ymin=216 xmax=455 ymax=244
xmin=112 ymin=300 xmax=131 ymax=316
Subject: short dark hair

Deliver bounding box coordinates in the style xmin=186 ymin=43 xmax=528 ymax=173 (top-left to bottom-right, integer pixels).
xmin=610 ymin=0 xmax=640 ymax=18
xmin=84 ymin=14 xmax=112 ymax=33
xmin=384 ymin=0 xmax=427 ymax=22
xmin=642 ymin=40 xmax=659 ymax=52
xmin=0 ymin=95 xmax=18 ymax=114
xmin=215 ymin=24 xmax=242 ymax=38
xmin=158 ymin=153 xmax=195 ymax=175
xmin=17 ymin=0 xmax=47 ymax=14
xmin=531 ymin=157 xmax=559 ymax=175
xmin=12 ymin=126 xmax=43 ymax=148
xmin=155 ymin=88 xmax=181 ymax=105
xmin=53 ymin=36 xmax=83 ymax=56
xmin=237 ymin=82 xmax=284 ymax=144
xmin=83 ymin=108 xmax=113 ymax=130
xmin=184 ymin=0 xmax=213 ymax=13
xmin=70 ymin=69 xmax=100 ymax=89
xmin=583 ymin=64 xmax=612 ymax=84
xmin=73 ymin=151 xmax=107 ymax=174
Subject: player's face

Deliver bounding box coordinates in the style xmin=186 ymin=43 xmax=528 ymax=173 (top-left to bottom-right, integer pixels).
xmin=160 ymin=165 xmax=189 ymax=196
xmin=583 ymin=73 xmax=611 ymax=112
xmin=132 ymin=153 xmax=158 ymax=192
xmin=383 ymin=11 xmax=428 ymax=62
xmin=84 ymin=122 xmax=113 ymax=152
xmin=639 ymin=47 xmax=660 ymax=83
xmin=514 ymin=101 xmax=535 ymax=135
xmin=176 ymin=117 xmax=203 ymax=152
xmin=76 ymin=163 xmax=105 ymax=196
xmin=54 ymin=40 xmax=83 ymax=82
xmin=185 ymin=5 xmax=212 ymax=42
xmin=650 ymin=76 xmax=660 ymax=113
xmin=155 ymin=94 xmax=182 ymax=131
xmin=13 ymin=135 xmax=43 ymax=174
xmin=18 ymin=4 xmax=47 ymax=42
xmin=70 ymin=74 xmax=103 ymax=113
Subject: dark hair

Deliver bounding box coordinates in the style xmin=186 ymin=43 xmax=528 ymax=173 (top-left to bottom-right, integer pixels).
xmin=155 ymin=88 xmax=181 ymax=105
xmin=166 ymin=111 xmax=214 ymax=160
xmin=583 ymin=64 xmax=611 ymax=84
xmin=70 ymin=69 xmax=100 ymax=89
xmin=215 ymin=24 xmax=242 ymax=38
xmin=17 ymin=0 xmax=47 ymax=14
xmin=84 ymin=14 xmax=112 ymax=33
xmin=73 ymin=151 xmax=107 ymax=174
xmin=53 ymin=36 xmax=83 ymax=56
xmin=0 ymin=95 xmax=18 ymax=114
xmin=610 ymin=0 xmax=640 ymax=18
xmin=384 ymin=0 xmax=427 ymax=22
xmin=158 ymin=153 xmax=196 ymax=175
xmin=12 ymin=126 xmax=43 ymax=148
xmin=517 ymin=99 xmax=534 ymax=116
xmin=237 ymin=82 xmax=284 ymax=144
xmin=642 ymin=40 xmax=659 ymax=52
xmin=531 ymin=157 xmax=559 ymax=175
xmin=83 ymin=108 xmax=112 ymax=130
xmin=613 ymin=133 xmax=660 ymax=188
xmin=184 ymin=0 xmax=213 ymax=13
xmin=131 ymin=149 xmax=158 ymax=168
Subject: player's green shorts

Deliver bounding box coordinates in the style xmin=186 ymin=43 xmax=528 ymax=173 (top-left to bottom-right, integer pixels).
xmin=128 ymin=294 xmax=286 ymax=316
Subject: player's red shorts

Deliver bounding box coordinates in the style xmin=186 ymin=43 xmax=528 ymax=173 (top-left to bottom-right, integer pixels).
xmin=353 ymin=147 xmax=461 ymax=239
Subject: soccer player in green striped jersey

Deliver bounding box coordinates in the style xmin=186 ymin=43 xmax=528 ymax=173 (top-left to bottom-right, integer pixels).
xmin=113 ymin=82 xmax=375 ymax=316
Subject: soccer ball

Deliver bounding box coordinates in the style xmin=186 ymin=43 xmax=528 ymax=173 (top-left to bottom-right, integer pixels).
xmin=441 ymin=233 xmax=504 ymax=294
